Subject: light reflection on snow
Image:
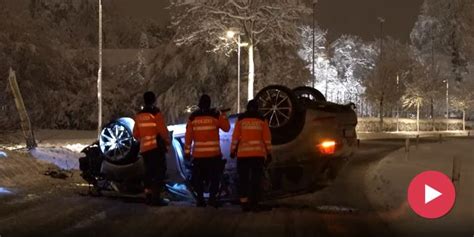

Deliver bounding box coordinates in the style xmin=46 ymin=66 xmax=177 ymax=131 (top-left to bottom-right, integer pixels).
xmin=30 ymin=147 xmax=80 ymax=170
xmin=1 ymin=145 xmax=25 ymax=151
xmin=0 ymin=187 xmax=13 ymax=195
xmin=62 ymin=143 xmax=88 ymax=153
xmin=0 ymin=151 xmax=7 ymax=158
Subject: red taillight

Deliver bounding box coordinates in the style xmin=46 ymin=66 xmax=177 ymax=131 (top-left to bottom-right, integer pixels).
xmin=318 ymin=140 xmax=336 ymax=155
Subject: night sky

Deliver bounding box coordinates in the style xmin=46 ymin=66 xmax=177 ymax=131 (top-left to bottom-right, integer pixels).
xmin=6 ymin=0 xmax=424 ymax=43
xmin=115 ymin=0 xmax=424 ymax=43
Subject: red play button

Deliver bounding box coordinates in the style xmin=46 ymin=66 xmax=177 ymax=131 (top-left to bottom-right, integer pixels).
xmin=407 ymin=171 xmax=456 ymax=219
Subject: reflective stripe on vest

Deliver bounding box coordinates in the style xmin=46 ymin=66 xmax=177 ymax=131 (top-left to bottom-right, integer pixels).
xmin=187 ymin=116 xmax=222 ymax=158
xmin=138 ymin=123 xmax=157 ymax=128
xmin=141 ymin=135 xmax=157 ymax=150
xmin=193 ymin=147 xmax=221 ymax=152
xmin=194 ymin=141 xmax=220 ymax=146
xmin=238 ymin=146 xmax=264 ymax=152
xmin=193 ymin=125 xmax=217 ymax=131
xmin=241 ymin=124 xmax=262 ymax=130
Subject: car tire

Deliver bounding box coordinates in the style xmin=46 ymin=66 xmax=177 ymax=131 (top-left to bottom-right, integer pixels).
xmin=99 ymin=118 xmax=140 ymax=166
xmin=255 ymin=85 xmax=305 ymax=145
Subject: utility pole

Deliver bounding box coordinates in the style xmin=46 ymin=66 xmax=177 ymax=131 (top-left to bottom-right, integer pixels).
xmin=378 ymin=17 xmax=385 ymax=60
xmin=97 ymin=0 xmax=103 ymax=136
xmin=378 ymin=17 xmax=385 ymax=132
xmin=396 ymin=74 xmax=400 ymax=132
xmin=237 ymin=34 xmax=241 ymax=113
xmin=446 ymin=79 xmax=449 ymax=131
xmin=312 ymin=0 xmax=318 ymax=88
xmin=226 ymin=29 xmax=247 ymax=113
xmin=431 ymin=34 xmax=435 ymax=131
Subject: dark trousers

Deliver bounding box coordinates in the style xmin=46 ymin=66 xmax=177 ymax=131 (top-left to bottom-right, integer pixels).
xmin=142 ymin=149 xmax=167 ymax=197
xmin=192 ymin=158 xmax=222 ymax=202
xmin=237 ymin=157 xmax=265 ymax=205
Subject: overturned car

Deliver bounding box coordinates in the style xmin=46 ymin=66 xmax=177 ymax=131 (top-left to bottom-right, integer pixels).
xmin=79 ymin=85 xmax=358 ymax=201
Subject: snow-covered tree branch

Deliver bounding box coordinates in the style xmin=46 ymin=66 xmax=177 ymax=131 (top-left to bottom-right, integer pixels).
xmin=170 ymin=0 xmax=311 ymax=100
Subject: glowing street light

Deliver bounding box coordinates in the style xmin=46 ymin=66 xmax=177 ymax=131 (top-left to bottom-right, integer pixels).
xmin=226 ymin=30 xmax=237 ymax=39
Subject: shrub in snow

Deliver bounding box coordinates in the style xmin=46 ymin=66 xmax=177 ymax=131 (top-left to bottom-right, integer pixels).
xmin=357 ymin=118 xmax=466 ymax=132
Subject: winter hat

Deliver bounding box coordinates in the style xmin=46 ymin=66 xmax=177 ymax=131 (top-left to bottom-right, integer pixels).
xmin=143 ymin=91 xmax=156 ymax=106
xmin=246 ymin=99 xmax=259 ymax=112
xmin=198 ymin=94 xmax=211 ymax=110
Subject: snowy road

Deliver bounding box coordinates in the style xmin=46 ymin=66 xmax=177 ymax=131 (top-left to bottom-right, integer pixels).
xmin=0 ymin=138 xmax=467 ymax=237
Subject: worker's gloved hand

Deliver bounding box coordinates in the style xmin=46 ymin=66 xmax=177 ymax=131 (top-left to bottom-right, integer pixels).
xmin=184 ymin=154 xmax=191 ymax=161
xmin=264 ymin=154 xmax=273 ymax=167
xmin=230 ymin=151 xmax=236 ymax=159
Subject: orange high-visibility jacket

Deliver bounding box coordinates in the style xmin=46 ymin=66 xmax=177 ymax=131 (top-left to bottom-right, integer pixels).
xmin=231 ymin=115 xmax=272 ymax=158
xmin=185 ymin=109 xmax=230 ymax=158
xmin=133 ymin=108 xmax=170 ymax=153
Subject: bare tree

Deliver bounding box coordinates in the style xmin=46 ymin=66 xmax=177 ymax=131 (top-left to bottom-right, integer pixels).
xmin=402 ymin=63 xmax=434 ymax=132
xmin=364 ymin=38 xmax=411 ymax=131
xmin=170 ymin=0 xmax=311 ymax=100
xmin=451 ymin=79 xmax=474 ymax=130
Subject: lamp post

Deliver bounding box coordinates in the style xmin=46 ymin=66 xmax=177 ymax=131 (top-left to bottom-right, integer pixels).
xmin=377 ymin=17 xmax=385 ymax=132
xmin=227 ymin=29 xmax=248 ymax=114
xmin=378 ymin=17 xmax=385 ymax=59
xmin=443 ymin=79 xmax=449 ymax=131
xmin=396 ymin=74 xmax=400 ymax=132
xmin=97 ymin=0 xmax=103 ymax=136
xmin=311 ymin=0 xmax=318 ymax=88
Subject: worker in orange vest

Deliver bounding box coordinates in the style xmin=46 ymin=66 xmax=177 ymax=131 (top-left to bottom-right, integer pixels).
xmin=184 ymin=94 xmax=230 ymax=207
xmin=231 ymin=99 xmax=272 ymax=212
xmin=133 ymin=91 xmax=170 ymax=206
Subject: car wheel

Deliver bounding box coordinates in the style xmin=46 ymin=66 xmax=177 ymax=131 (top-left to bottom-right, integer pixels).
xmin=99 ymin=117 xmax=140 ymax=165
xmin=255 ymin=85 xmax=305 ymax=145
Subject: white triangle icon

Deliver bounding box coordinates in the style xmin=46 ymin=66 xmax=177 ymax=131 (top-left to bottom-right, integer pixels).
xmin=425 ymin=184 xmax=442 ymax=204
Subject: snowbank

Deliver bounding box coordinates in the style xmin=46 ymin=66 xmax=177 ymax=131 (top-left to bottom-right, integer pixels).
xmin=365 ymin=138 xmax=474 ymax=236
xmin=30 ymin=147 xmax=81 ymax=170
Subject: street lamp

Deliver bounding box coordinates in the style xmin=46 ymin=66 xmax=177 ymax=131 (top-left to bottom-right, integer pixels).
xmin=396 ymin=74 xmax=400 ymax=132
xmin=97 ymin=0 xmax=103 ymax=136
xmin=226 ymin=30 xmax=236 ymax=39
xmin=443 ymin=79 xmax=449 ymax=131
xmin=226 ymin=29 xmax=247 ymax=113
xmin=311 ymin=0 xmax=318 ymax=88
xmin=378 ymin=17 xmax=385 ymax=59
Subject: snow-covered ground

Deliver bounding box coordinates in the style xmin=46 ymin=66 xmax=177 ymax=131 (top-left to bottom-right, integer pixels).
xmin=365 ymin=138 xmax=474 ymax=236
xmin=0 ymin=129 xmax=96 ymax=150
xmin=30 ymin=147 xmax=81 ymax=170
xmin=0 ymin=130 xmax=96 ymax=170
xmin=2 ymin=136 xmax=471 ymax=236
